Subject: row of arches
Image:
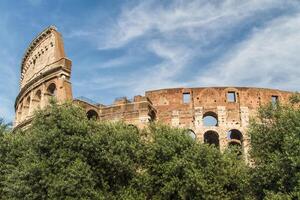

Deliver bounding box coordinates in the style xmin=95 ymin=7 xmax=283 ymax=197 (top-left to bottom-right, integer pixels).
xmin=84 ymin=109 xmax=242 ymax=147
xmin=16 ymin=83 xmax=57 ymax=123
xmin=187 ymin=129 xmax=243 ymax=152
xmin=85 ymin=109 xmax=156 ymax=122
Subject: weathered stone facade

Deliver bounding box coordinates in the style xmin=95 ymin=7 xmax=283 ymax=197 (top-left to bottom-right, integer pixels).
xmin=14 ymin=26 xmax=72 ymax=129
xmin=15 ymin=26 xmax=294 ymax=159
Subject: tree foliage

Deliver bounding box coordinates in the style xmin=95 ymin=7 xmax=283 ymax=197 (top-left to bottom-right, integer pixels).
xmin=249 ymin=103 xmax=300 ymax=200
xmin=0 ymin=100 xmax=299 ymax=199
xmin=0 ymin=102 xmax=251 ymax=199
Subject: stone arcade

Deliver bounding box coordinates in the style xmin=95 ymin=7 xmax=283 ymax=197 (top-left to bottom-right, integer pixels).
xmin=14 ymin=26 xmax=294 ymax=160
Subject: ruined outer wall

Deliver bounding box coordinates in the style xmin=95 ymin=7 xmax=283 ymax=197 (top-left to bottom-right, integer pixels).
xmin=13 ymin=26 xmax=295 ymax=161
xmin=14 ymin=26 xmax=73 ymax=128
xmin=145 ymin=87 xmax=293 ymax=159
xmin=74 ymin=95 xmax=156 ymax=129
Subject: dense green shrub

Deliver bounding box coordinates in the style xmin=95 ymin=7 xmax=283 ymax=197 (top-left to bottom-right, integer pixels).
xmin=0 ymin=100 xmax=299 ymax=199
xmin=249 ymin=103 xmax=300 ymax=200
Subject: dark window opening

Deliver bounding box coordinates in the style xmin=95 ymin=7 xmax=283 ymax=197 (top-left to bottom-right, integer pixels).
xmin=271 ymin=95 xmax=278 ymax=105
xmin=227 ymin=92 xmax=236 ymax=102
xmin=183 ymin=93 xmax=191 ymax=104
xmin=47 ymin=83 xmax=57 ymax=96
xmin=227 ymin=129 xmax=243 ymax=141
xmin=149 ymin=110 xmax=156 ymax=122
xmin=86 ymin=110 xmax=99 ymax=120
xmin=204 ymin=131 xmax=219 ymax=147
xmin=227 ymin=129 xmax=243 ymax=156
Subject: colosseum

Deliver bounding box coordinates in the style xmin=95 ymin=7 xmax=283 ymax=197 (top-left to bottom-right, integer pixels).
xmin=14 ymin=26 xmax=294 ymax=160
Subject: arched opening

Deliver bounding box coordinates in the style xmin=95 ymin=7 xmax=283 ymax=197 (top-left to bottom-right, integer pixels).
xmin=186 ymin=129 xmax=196 ymax=140
xmin=227 ymin=129 xmax=243 ymax=155
xmin=204 ymin=131 xmax=219 ymax=147
xmin=227 ymin=129 xmax=243 ymax=141
xmin=86 ymin=109 xmax=99 ymax=120
xmin=17 ymin=103 xmax=23 ymax=122
xmin=47 ymin=83 xmax=57 ymax=97
xmin=203 ymin=111 xmax=218 ymax=126
xmin=33 ymin=90 xmax=42 ymax=110
xmin=149 ymin=110 xmax=156 ymax=122
xmin=23 ymin=96 xmax=31 ymax=117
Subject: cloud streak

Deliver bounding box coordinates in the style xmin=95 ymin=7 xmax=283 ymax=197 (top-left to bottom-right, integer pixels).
xmin=91 ymin=0 xmax=300 ymax=96
xmin=196 ymin=13 xmax=300 ymax=91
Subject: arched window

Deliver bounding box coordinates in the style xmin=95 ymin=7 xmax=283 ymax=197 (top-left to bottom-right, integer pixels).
xmin=227 ymin=129 xmax=243 ymax=155
xmin=86 ymin=109 xmax=99 ymax=120
xmin=17 ymin=103 xmax=23 ymax=122
xmin=186 ymin=129 xmax=196 ymax=140
xmin=33 ymin=90 xmax=42 ymax=110
xmin=227 ymin=129 xmax=243 ymax=142
xmin=47 ymin=83 xmax=56 ymax=96
xmin=204 ymin=131 xmax=219 ymax=147
xmin=203 ymin=111 xmax=218 ymax=126
xmin=149 ymin=110 xmax=156 ymax=122
xmin=35 ymin=90 xmax=41 ymax=100
xmin=23 ymin=96 xmax=31 ymax=117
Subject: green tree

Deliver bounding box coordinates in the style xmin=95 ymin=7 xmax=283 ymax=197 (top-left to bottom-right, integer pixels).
xmin=0 ymin=102 xmax=143 ymax=199
xmin=249 ymin=103 xmax=300 ymax=200
xmin=0 ymin=102 xmax=252 ymax=199
xmin=0 ymin=118 xmax=10 ymax=135
xmin=135 ymin=125 xmax=250 ymax=200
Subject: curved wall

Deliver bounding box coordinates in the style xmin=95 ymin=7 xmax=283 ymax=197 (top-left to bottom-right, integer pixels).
xmin=145 ymin=87 xmax=293 ymax=159
xmin=14 ymin=26 xmax=73 ymax=128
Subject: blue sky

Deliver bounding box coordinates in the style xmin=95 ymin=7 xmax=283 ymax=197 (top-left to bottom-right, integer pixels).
xmin=1 ymin=0 xmax=300 ymax=122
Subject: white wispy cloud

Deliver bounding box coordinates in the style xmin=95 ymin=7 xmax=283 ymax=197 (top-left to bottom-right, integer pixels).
xmin=196 ymin=13 xmax=300 ymax=91
xmin=98 ymin=0 xmax=293 ymax=49
xmin=92 ymin=0 xmax=299 ymax=96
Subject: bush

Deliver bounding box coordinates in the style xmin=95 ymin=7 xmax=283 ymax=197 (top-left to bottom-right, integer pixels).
xmin=249 ymin=103 xmax=300 ymax=199
xmin=0 ymin=102 xmax=250 ymax=199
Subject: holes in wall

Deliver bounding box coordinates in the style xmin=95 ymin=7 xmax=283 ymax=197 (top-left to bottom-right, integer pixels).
xmin=86 ymin=110 xmax=99 ymax=120
xmin=203 ymin=111 xmax=218 ymax=126
xmin=183 ymin=92 xmax=191 ymax=104
xmin=271 ymin=95 xmax=279 ymax=105
xmin=204 ymin=131 xmax=219 ymax=147
xmin=227 ymin=129 xmax=243 ymax=155
xmin=227 ymin=91 xmax=236 ymax=102
xmin=149 ymin=110 xmax=156 ymax=122
xmin=227 ymin=129 xmax=243 ymax=141
xmin=47 ymin=83 xmax=57 ymax=96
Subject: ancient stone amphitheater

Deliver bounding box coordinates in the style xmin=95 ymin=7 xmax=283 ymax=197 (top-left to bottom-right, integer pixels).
xmin=14 ymin=26 xmax=294 ymax=160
